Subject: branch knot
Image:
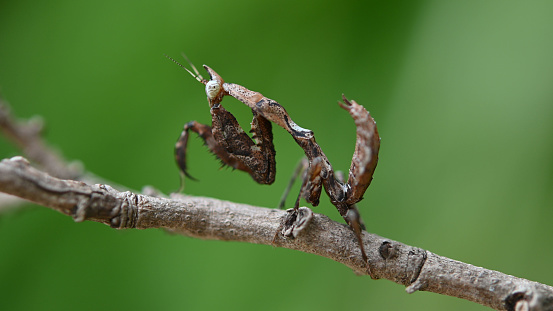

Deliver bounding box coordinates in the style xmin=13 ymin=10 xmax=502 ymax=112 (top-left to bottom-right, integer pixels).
xmin=110 ymin=190 xmax=138 ymax=229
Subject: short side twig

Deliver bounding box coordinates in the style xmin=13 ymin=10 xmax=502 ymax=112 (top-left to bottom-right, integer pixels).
xmin=0 ymin=98 xmax=81 ymax=179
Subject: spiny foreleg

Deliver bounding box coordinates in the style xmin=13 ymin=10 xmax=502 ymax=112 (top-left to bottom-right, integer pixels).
xmin=210 ymin=104 xmax=276 ymax=184
xmin=174 ymin=105 xmax=276 ymax=186
xmin=175 ymin=119 xmax=253 ymax=185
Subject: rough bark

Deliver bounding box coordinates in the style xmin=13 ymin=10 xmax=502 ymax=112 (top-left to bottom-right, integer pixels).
xmin=0 ymin=156 xmax=552 ymax=311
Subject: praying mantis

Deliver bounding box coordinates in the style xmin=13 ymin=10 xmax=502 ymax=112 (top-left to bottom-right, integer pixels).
xmin=168 ymin=55 xmax=380 ymax=265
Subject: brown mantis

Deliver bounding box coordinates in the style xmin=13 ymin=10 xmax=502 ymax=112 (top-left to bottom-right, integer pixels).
xmin=168 ymin=55 xmax=380 ymax=265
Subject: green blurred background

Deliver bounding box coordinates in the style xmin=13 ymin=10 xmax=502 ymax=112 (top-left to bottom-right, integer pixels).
xmin=1 ymin=0 xmax=552 ymax=310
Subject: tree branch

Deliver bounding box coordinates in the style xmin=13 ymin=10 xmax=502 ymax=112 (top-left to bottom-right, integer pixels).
xmin=0 ymin=156 xmax=552 ymax=311
xmin=1 ymin=98 xmax=552 ymax=311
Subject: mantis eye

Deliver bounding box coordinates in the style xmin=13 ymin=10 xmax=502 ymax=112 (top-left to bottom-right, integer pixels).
xmin=205 ymin=80 xmax=221 ymax=100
